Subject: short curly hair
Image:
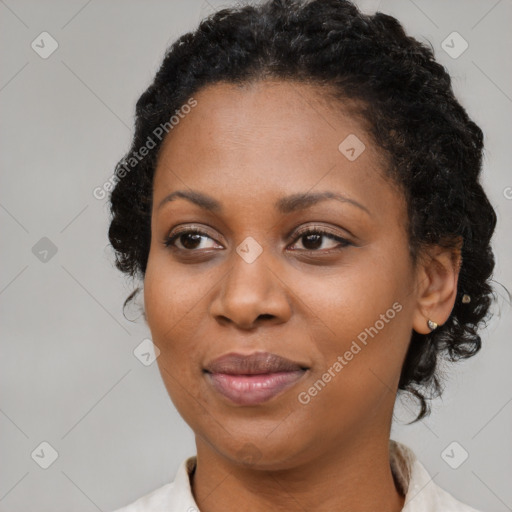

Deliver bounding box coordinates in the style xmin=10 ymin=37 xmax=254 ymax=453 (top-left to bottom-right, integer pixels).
xmin=108 ymin=0 xmax=497 ymax=421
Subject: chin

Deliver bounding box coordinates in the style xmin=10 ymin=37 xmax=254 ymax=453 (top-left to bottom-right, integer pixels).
xmin=210 ymin=433 xmax=313 ymax=472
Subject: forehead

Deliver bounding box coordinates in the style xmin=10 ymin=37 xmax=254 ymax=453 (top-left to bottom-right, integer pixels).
xmin=152 ymin=79 xmax=400 ymax=220
xmin=158 ymin=79 xmax=366 ymax=153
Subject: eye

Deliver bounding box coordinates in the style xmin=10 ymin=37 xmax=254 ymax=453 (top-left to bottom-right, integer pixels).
xmin=163 ymin=227 xmax=222 ymax=251
xmin=162 ymin=225 xmax=353 ymax=253
xmin=288 ymin=226 xmax=352 ymax=252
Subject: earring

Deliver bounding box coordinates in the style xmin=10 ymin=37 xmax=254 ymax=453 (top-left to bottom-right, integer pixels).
xmin=462 ymin=294 xmax=471 ymax=304
xmin=427 ymin=319 xmax=438 ymax=331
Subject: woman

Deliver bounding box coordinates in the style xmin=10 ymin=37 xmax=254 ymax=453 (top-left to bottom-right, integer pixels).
xmin=108 ymin=0 xmax=496 ymax=510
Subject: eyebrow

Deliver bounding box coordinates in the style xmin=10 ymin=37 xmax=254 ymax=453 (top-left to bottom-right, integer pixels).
xmin=157 ymin=189 xmax=370 ymax=216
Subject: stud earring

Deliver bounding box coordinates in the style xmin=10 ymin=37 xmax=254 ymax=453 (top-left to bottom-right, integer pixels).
xmin=427 ymin=319 xmax=438 ymax=331
xmin=462 ymin=294 xmax=471 ymax=304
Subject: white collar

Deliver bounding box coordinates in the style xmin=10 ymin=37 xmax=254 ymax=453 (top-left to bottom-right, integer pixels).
xmin=112 ymin=439 xmax=480 ymax=511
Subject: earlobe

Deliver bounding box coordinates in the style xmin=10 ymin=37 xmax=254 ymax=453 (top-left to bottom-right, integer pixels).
xmin=412 ymin=243 xmax=462 ymax=335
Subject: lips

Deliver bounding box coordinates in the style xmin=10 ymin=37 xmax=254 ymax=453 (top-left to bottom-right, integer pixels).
xmin=203 ymin=352 xmax=309 ymax=406
xmin=204 ymin=352 xmax=308 ymax=375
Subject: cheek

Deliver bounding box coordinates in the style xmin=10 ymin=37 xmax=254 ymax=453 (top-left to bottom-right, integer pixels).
xmin=291 ymin=258 xmax=407 ymax=343
xmin=290 ymin=248 xmax=413 ymax=392
xmin=293 ymin=284 xmax=409 ymax=431
xmin=143 ymin=257 xmax=209 ymax=416
xmin=143 ymin=252 xmax=207 ymax=369
xmin=144 ymin=246 xmax=205 ymax=330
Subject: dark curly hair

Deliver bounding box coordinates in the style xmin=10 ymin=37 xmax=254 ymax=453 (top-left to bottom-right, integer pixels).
xmin=108 ymin=0 xmax=497 ymax=422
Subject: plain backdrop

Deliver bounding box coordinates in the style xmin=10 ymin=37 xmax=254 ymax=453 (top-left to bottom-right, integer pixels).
xmin=1 ymin=0 xmax=511 ymax=511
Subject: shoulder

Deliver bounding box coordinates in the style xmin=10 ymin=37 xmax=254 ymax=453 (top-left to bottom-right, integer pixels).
xmin=110 ymin=456 xmax=198 ymax=512
xmin=424 ymin=481 xmax=482 ymax=512
xmin=405 ymin=461 xmax=481 ymax=512
xmin=390 ymin=440 xmax=481 ymax=512
xmin=110 ymin=482 xmax=175 ymax=512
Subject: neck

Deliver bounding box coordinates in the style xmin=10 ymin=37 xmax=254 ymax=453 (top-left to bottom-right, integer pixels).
xmin=191 ymin=432 xmax=405 ymax=512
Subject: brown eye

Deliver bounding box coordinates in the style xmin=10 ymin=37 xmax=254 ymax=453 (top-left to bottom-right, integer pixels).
xmin=289 ymin=228 xmax=352 ymax=252
xmin=164 ymin=228 xmax=222 ymax=251
xmin=176 ymin=232 xmax=203 ymax=250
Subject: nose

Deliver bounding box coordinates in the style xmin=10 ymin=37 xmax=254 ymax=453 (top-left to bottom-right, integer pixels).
xmin=209 ymin=249 xmax=293 ymax=330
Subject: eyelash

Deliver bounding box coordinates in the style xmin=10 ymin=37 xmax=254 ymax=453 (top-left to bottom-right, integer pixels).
xmin=162 ymin=226 xmax=352 ymax=253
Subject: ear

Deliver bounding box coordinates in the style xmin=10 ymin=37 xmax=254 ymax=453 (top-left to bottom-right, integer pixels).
xmin=412 ymin=240 xmax=462 ymax=335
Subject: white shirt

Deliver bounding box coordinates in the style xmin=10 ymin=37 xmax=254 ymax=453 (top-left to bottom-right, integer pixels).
xmin=111 ymin=440 xmax=480 ymax=511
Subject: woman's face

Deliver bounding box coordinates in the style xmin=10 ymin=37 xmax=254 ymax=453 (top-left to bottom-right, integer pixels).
xmin=144 ymin=80 xmax=422 ymax=469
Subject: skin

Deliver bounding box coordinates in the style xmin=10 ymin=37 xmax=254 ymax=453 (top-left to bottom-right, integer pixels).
xmin=143 ymin=80 xmax=461 ymax=512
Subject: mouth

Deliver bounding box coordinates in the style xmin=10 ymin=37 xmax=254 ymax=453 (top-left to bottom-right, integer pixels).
xmin=203 ymin=352 xmax=309 ymax=406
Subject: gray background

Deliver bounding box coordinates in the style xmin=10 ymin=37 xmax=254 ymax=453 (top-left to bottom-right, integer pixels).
xmin=1 ymin=0 xmax=511 ymax=511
